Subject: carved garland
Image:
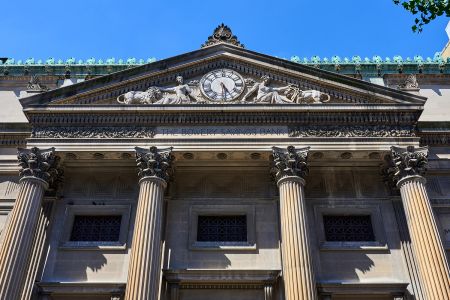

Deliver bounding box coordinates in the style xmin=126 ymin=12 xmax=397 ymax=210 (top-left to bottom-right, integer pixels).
xmin=288 ymin=125 xmax=416 ymax=138
xmin=31 ymin=126 xmax=156 ymax=139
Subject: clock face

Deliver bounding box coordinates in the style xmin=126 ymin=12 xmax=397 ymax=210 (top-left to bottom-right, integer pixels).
xmin=200 ymin=69 xmax=245 ymax=101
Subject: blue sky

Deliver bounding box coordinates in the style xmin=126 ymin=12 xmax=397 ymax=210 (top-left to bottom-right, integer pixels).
xmin=1 ymin=0 xmax=449 ymax=61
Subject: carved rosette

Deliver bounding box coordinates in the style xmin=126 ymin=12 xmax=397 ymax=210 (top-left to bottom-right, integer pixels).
xmin=270 ymin=145 xmax=310 ymax=183
xmin=135 ymin=146 xmax=173 ymax=182
xmin=17 ymin=147 xmax=60 ymax=188
xmin=384 ymin=145 xmax=428 ymax=188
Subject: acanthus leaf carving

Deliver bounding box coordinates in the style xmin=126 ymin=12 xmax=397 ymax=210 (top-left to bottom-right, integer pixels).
xmin=270 ymin=145 xmax=310 ymax=182
xmin=383 ymin=145 xmax=428 ymax=188
xmin=135 ymin=146 xmax=173 ymax=181
xmin=201 ymin=23 xmax=244 ymax=48
xmin=17 ymin=147 xmax=61 ymax=186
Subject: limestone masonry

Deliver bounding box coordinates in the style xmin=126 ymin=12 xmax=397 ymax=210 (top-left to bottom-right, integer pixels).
xmin=0 ymin=24 xmax=449 ymax=300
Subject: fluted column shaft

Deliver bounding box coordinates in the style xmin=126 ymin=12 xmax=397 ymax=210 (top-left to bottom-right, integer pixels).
xmin=124 ymin=177 xmax=166 ymax=300
xmin=385 ymin=145 xmax=450 ymax=300
xmin=278 ymin=176 xmax=318 ymax=300
xmin=0 ymin=147 xmax=59 ymax=300
xmin=0 ymin=178 xmax=46 ymax=299
xmin=124 ymin=146 xmax=173 ymax=300
xmin=271 ymin=146 xmax=318 ymax=300
xmin=398 ymin=176 xmax=450 ymax=300
xmin=21 ymin=199 xmax=54 ymax=300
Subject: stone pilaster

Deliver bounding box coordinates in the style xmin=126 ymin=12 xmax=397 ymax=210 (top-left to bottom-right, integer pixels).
xmin=124 ymin=146 xmax=173 ymax=300
xmin=385 ymin=146 xmax=450 ymax=300
xmin=271 ymin=146 xmax=318 ymax=300
xmin=0 ymin=147 xmax=60 ymax=300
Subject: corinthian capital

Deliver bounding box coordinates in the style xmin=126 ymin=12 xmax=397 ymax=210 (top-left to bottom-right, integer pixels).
xmin=384 ymin=145 xmax=428 ymax=187
xmin=135 ymin=146 xmax=173 ymax=182
xmin=17 ymin=147 xmax=60 ymax=187
xmin=271 ymin=145 xmax=310 ymax=183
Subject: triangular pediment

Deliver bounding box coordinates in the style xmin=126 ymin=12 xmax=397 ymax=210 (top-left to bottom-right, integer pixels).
xmin=20 ymin=43 xmax=426 ymax=108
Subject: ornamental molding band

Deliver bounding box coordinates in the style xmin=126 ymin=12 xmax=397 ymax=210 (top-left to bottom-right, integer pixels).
xmin=17 ymin=147 xmax=60 ymax=187
xmin=288 ymin=125 xmax=416 ymax=138
xmin=115 ymin=73 xmax=330 ymax=105
xmin=31 ymin=126 xmax=156 ymax=139
xmin=135 ymin=146 xmax=173 ymax=182
xmin=271 ymin=145 xmax=310 ymax=183
xmin=201 ymin=23 xmax=244 ymax=48
xmin=384 ymin=145 xmax=428 ymax=188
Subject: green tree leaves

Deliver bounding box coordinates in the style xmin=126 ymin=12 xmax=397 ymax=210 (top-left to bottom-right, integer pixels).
xmin=393 ymin=0 xmax=450 ymax=32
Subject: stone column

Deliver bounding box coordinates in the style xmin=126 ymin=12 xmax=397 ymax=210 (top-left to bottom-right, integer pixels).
xmin=21 ymin=199 xmax=54 ymax=300
xmin=385 ymin=146 xmax=450 ymax=300
xmin=0 ymin=147 xmax=60 ymax=300
xmin=124 ymin=146 xmax=173 ymax=300
xmin=271 ymin=146 xmax=318 ymax=300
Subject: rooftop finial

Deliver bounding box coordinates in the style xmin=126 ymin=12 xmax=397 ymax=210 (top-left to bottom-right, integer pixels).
xmin=201 ymin=23 xmax=244 ymax=48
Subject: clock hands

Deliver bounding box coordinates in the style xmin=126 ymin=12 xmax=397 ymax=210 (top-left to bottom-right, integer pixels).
xmin=220 ymin=81 xmax=231 ymax=98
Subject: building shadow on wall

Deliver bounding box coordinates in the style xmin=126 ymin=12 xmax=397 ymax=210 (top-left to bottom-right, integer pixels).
xmin=54 ymin=248 xmax=108 ymax=282
xmin=319 ymin=251 xmax=376 ymax=282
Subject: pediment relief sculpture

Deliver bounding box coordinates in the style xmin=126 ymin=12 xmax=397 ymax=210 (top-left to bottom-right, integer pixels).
xmin=116 ymin=70 xmax=331 ymax=105
xmin=242 ymin=75 xmax=330 ymax=104
xmin=117 ymin=75 xmax=203 ymax=105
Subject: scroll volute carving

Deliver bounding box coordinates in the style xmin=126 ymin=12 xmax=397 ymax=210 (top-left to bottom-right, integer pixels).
xmin=270 ymin=145 xmax=310 ymax=182
xmin=135 ymin=146 xmax=173 ymax=182
xmin=17 ymin=147 xmax=61 ymax=186
xmin=383 ymin=145 xmax=428 ymax=187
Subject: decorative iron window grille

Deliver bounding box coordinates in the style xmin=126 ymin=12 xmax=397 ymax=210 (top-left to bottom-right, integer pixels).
xmin=70 ymin=215 xmax=122 ymax=242
xmin=197 ymin=215 xmax=247 ymax=242
xmin=323 ymin=215 xmax=375 ymax=242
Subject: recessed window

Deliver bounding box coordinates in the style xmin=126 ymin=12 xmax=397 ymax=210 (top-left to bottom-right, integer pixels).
xmin=197 ymin=215 xmax=247 ymax=242
xmin=70 ymin=215 xmax=122 ymax=242
xmin=323 ymin=215 xmax=375 ymax=242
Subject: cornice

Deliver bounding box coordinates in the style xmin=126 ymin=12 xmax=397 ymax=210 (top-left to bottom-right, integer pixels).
xmin=24 ymin=108 xmax=421 ymax=127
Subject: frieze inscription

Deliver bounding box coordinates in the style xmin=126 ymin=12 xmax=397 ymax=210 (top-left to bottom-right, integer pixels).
xmin=30 ymin=125 xmax=416 ymax=139
xmin=156 ymin=126 xmax=287 ymax=137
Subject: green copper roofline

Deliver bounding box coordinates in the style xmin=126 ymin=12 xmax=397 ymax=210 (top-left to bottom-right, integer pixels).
xmin=1 ymin=52 xmax=446 ymax=65
xmin=1 ymin=52 xmax=448 ymax=76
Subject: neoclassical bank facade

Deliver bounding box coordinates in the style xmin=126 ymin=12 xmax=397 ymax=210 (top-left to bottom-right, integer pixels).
xmin=0 ymin=25 xmax=450 ymax=300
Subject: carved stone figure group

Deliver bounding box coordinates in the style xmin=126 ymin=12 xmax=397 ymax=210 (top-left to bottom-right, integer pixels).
xmin=242 ymin=75 xmax=330 ymax=104
xmin=117 ymin=76 xmax=197 ymax=105
xmin=117 ymin=74 xmax=331 ymax=105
